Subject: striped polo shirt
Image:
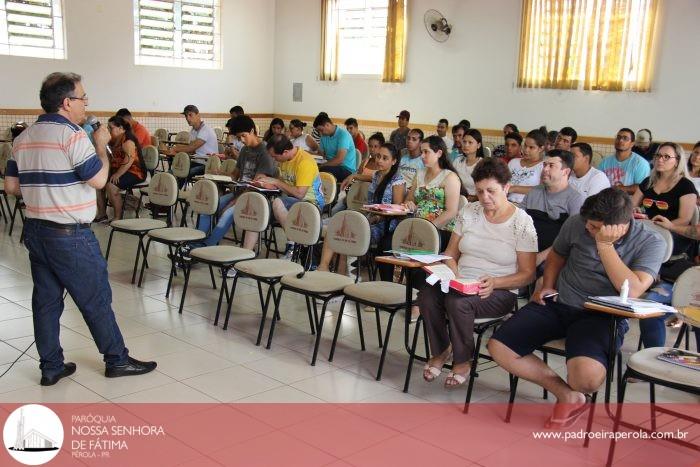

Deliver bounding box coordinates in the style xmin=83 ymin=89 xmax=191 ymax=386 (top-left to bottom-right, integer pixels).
xmin=6 ymin=113 xmax=103 ymax=224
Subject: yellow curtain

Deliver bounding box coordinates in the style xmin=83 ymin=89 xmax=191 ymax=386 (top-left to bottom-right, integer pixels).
xmin=382 ymin=0 xmax=407 ymax=83
xmin=320 ymin=0 xmax=339 ymax=81
xmin=583 ymin=0 xmax=659 ymax=91
xmin=518 ymin=0 xmax=659 ymax=92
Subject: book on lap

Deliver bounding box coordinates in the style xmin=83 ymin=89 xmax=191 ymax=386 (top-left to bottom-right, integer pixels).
xmin=363 ymin=203 xmax=411 ymax=214
xmin=423 ymin=264 xmax=480 ymax=295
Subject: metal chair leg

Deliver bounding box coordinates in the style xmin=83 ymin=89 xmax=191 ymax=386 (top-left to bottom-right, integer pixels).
xmin=583 ymin=392 xmax=598 ymax=447
xmin=255 ymin=282 xmax=275 ymax=346
xmin=307 ymin=297 xmax=331 ymax=365
xmin=137 ymin=239 xmax=154 ymax=287
xmin=463 ymin=330 xmax=485 ymax=414
xmin=208 ymin=265 xmax=216 ymax=289
xmin=374 ymin=307 xmax=383 ymax=348
xmin=222 ymin=274 xmax=240 ymax=330
xmin=505 ymin=375 xmax=519 ymax=423
xmin=376 ymin=311 xmax=397 ymax=381
xmin=355 ymin=301 xmax=366 ymax=351
xmin=606 ymin=371 xmax=630 ymax=467
xmin=542 ymin=352 xmax=549 ymax=400
xmin=265 ymin=286 xmax=286 ymax=350
xmin=178 ymin=262 xmax=192 ymax=314
xmin=304 ymin=295 xmax=316 ymax=335
xmin=328 ymin=297 xmax=347 ymax=362
xmin=105 ymin=229 xmax=116 ymax=259
xmin=213 ymin=271 xmax=228 ymax=326
xmin=403 ymin=317 xmax=422 ymax=393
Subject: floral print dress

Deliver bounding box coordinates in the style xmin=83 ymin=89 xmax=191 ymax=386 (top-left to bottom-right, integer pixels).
xmin=413 ymin=169 xmax=456 ymax=232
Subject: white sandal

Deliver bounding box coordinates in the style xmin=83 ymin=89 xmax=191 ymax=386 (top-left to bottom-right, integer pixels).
xmin=444 ymin=372 xmax=467 ymax=389
xmin=423 ymin=365 xmax=441 ymax=382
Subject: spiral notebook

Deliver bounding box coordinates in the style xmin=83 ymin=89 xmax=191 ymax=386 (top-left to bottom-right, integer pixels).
xmin=656 ymin=349 xmax=700 ymax=372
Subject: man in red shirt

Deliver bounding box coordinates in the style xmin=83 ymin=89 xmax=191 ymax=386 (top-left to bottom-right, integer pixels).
xmin=344 ymin=117 xmax=368 ymax=157
xmin=116 ymin=108 xmax=151 ymax=148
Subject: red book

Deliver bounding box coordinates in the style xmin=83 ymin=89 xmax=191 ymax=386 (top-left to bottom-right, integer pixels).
xmin=448 ymin=279 xmax=481 ymax=295
xmin=423 ymin=264 xmax=481 ymax=295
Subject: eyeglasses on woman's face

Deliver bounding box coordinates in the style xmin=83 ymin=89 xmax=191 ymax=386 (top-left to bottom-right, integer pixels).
xmin=653 ymin=153 xmax=678 ymax=162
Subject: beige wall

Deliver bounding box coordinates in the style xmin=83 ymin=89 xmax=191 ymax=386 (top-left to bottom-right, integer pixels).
xmin=273 ymin=0 xmax=700 ymax=144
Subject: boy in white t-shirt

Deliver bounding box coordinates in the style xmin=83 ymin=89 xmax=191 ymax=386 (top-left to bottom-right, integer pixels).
xmin=569 ymin=142 xmax=610 ymax=198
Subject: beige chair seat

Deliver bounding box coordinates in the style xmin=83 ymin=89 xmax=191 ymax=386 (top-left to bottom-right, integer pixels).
xmin=281 ymin=270 xmax=354 ymax=293
xmin=110 ymin=218 xmax=167 ymax=231
xmin=148 ymin=227 xmax=205 ymax=242
xmin=343 ymin=281 xmax=417 ymax=306
xmin=542 ymin=339 xmax=566 ymax=351
xmin=628 ymin=347 xmax=699 ymax=388
xmin=190 ymin=245 xmax=255 ymax=263
xmin=235 ymin=259 xmax=304 ymax=278
xmin=139 ymin=186 xmax=150 ymax=194
xmin=178 ymin=189 xmax=190 ymax=201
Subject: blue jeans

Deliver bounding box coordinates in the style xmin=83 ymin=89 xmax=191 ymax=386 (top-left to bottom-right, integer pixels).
xmin=196 ymin=193 xmax=235 ymax=246
xmin=23 ymin=219 xmax=129 ymax=378
xmin=640 ymin=282 xmax=673 ymax=348
xmin=642 ymin=281 xmax=700 ymax=349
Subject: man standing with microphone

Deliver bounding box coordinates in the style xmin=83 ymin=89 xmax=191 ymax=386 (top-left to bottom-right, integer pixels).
xmin=3 ymin=72 xmax=157 ymax=386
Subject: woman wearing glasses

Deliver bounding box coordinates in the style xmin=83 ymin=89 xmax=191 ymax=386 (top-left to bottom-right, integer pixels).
xmin=631 ymin=142 xmax=697 ymax=253
xmin=630 ymin=142 xmax=697 ymax=350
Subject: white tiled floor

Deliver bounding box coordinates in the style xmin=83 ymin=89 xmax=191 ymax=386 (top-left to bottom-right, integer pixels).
xmin=0 ymin=208 xmax=696 ymax=407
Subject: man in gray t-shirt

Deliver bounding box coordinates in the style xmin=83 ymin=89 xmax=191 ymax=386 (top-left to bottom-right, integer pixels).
xmin=236 ymin=141 xmax=276 ymax=181
xmin=522 ymin=150 xmax=585 ymax=262
xmin=522 ymin=185 xmax=584 ymax=222
xmin=489 ymin=188 xmax=665 ymax=427
xmin=191 ymin=115 xmax=276 ymax=249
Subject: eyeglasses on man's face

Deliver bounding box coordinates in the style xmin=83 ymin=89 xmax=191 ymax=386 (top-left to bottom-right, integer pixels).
xmin=67 ymin=94 xmax=88 ymax=103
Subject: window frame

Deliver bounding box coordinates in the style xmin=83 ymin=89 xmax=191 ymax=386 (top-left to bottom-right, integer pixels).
xmin=0 ymin=0 xmax=66 ymax=60
xmin=335 ymin=0 xmax=389 ymax=76
xmin=133 ymin=0 xmax=222 ymax=70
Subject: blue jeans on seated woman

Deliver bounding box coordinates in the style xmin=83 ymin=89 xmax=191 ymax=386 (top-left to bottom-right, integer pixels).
xmin=195 ymin=192 xmax=236 ymax=247
xmin=640 ymin=281 xmax=700 ymax=350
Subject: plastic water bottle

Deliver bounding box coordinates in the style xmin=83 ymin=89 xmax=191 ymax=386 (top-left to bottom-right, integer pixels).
xmin=620 ymin=279 xmax=629 ymax=303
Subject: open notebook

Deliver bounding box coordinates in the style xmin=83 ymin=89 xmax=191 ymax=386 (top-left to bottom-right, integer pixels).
xmin=587 ymin=296 xmax=677 ymax=315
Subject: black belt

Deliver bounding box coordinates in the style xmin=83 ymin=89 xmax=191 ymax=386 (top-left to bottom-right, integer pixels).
xmin=28 ymin=218 xmax=91 ymax=232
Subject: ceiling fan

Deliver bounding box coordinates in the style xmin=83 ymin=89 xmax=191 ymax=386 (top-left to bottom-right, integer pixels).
xmin=424 ymin=9 xmax=452 ymax=43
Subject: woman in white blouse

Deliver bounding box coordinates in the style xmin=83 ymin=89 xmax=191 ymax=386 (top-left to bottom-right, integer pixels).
xmin=452 ymin=128 xmax=484 ymax=202
xmin=288 ymin=119 xmax=319 ymax=154
xmin=507 ymin=129 xmax=546 ymax=204
xmin=419 ymin=158 xmax=538 ymax=388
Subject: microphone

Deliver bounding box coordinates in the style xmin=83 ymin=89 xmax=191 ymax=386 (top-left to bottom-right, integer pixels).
xmin=86 ymin=115 xmax=101 ymax=130
xmin=86 ymin=115 xmax=112 ymax=155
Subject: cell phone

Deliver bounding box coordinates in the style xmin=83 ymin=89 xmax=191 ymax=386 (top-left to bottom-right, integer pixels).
xmin=543 ymin=292 xmax=559 ymax=302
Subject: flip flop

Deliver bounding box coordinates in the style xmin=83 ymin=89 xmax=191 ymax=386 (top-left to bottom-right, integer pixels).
xmin=444 ymin=372 xmax=468 ymax=389
xmin=545 ymin=394 xmax=593 ymax=429
xmin=423 ymin=365 xmax=441 ymax=382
